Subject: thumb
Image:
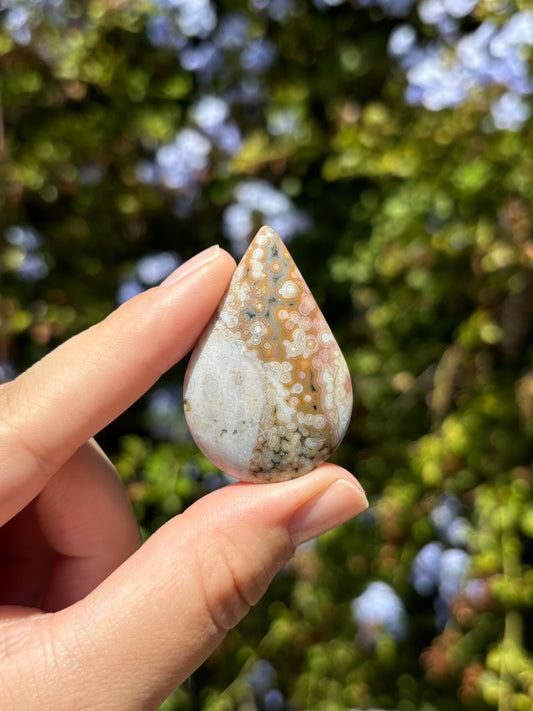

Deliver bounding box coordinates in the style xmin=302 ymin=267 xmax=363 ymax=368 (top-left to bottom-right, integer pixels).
xmin=12 ymin=465 xmax=368 ymax=710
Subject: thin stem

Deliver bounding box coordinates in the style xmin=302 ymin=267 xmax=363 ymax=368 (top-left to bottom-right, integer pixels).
xmin=497 ymin=524 xmax=523 ymax=711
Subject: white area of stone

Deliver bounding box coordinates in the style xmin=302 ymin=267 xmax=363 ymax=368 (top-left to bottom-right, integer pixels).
xmin=335 ymin=362 xmax=352 ymax=437
xmin=261 ymin=366 xmax=294 ymax=425
xmin=277 ymin=279 xmax=298 ymax=299
xmin=184 ymin=328 xmax=264 ymax=476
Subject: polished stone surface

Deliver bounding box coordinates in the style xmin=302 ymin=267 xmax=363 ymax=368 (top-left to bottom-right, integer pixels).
xmin=184 ymin=226 xmax=353 ymax=482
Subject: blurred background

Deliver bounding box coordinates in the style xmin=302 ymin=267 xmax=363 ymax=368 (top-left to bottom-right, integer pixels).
xmin=1 ymin=0 xmax=533 ymax=709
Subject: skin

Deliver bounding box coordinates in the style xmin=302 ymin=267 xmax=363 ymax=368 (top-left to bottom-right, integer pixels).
xmin=0 ymin=246 xmax=368 ymax=710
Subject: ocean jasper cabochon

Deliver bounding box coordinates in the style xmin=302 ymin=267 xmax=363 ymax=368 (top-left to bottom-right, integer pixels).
xmin=183 ymin=226 xmax=353 ymax=482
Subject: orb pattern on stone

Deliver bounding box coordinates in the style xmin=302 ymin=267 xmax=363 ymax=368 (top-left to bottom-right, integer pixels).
xmin=183 ymin=225 xmax=353 ymax=482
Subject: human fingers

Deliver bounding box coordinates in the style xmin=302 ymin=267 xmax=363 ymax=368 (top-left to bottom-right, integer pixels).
xmin=3 ymin=465 xmax=368 ymax=710
xmin=34 ymin=439 xmax=140 ymax=611
xmin=0 ymin=440 xmax=138 ymax=611
xmin=0 ymin=499 xmax=55 ymax=610
xmin=0 ymin=246 xmax=236 ymax=526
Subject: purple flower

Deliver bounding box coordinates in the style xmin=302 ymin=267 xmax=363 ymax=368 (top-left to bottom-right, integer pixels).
xmin=223 ymin=180 xmax=311 ymax=255
xmin=241 ymin=38 xmax=277 ymax=74
xmin=439 ymin=548 xmax=470 ymax=603
xmin=214 ymin=12 xmax=249 ymax=49
xmin=388 ymin=24 xmax=417 ymax=58
xmin=136 ymin=251 xmax=181 ymax=285
xmin=351 ymin=581 xmax=407 ymax=643
xmin=411 ymin=541 xmax=444 ymax=596
xmin=5 ymin=225 xmax=42 ymax=250
xmin=155 ymin=128 xmax=211 ymax=190
xmin=116 ymin=278 xmax=143 ymax=304
xmin=491 ymin=91 xmax=531 ymax=130
xmin=191 ymin=95 xmax=229 ymax=130
xmin=0 ymin=360 xmax=17 ymax=383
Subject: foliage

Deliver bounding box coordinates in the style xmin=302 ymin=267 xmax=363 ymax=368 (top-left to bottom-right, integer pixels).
xmin=1 ymin=0 xmax=533 ymax=709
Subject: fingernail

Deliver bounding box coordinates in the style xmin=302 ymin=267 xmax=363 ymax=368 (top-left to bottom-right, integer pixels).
xmin=161 ymin=245 xmax=220 ymax=287
xmin=289 ymin=480 xmax=369 ymax=547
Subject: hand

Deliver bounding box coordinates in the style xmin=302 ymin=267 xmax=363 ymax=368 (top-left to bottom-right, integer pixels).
xmin=0 ymin=245 xmax=368 ymax=710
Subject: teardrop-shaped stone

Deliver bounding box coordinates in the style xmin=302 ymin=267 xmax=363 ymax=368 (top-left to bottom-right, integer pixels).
xmin=183 ymin=226 xmax=353 ymax=483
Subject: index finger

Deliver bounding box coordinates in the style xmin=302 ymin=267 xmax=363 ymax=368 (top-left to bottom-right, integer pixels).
xmin=0 ymin=246 xmax=235 ymax=526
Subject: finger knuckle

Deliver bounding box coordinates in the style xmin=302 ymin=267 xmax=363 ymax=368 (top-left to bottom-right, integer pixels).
xmin=192 ymin=523 xmax=292 ymax=633
xmin=0 ymin=380 xmax=58 ymax=480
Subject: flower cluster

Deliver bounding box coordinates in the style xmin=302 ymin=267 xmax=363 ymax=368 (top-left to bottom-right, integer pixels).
xmin=116 ymin=251 xmax=181 ymax=304
xmin=3 ymin=225 xmax=48 ymax=283
xmin=350 ymin=580 xmax=407 ymax=648
xmin=1 ymin=0 xmax=66 ymax=45
xmin=390 ymin=9 xmax=533 ymax=129
xmin=223 ymin=180 xmax=311 ymax=255
xmin=410 ymin=495 xmax=480 ymax=628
